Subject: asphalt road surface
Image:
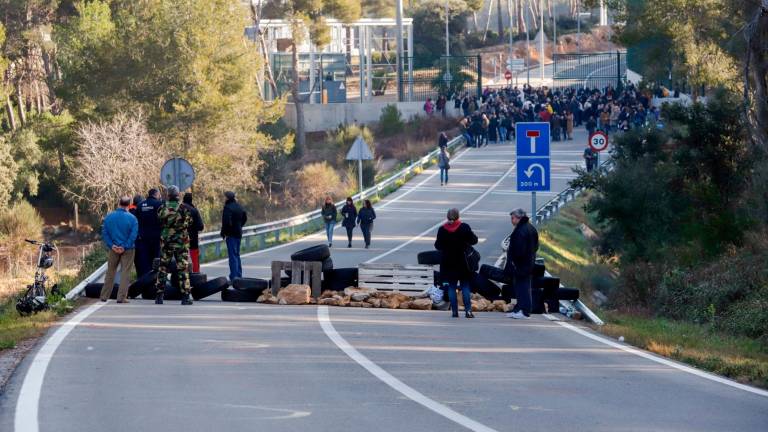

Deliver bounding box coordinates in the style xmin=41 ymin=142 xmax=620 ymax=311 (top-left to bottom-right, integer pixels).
xmin=2 ymin=129 xmax=767 ymax=432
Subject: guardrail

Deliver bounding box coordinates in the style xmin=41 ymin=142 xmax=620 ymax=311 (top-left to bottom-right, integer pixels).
xmin=65 ymin=136 xmax=465 ymax=300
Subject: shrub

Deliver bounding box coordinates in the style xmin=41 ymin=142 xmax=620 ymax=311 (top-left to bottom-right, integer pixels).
xmin=0 ymin=201 xmax=44 ymax=276
xmin=288 ymin=162 xmax=344 ymax=208
xmin=378 ymin=105 xmax=404 ymax=136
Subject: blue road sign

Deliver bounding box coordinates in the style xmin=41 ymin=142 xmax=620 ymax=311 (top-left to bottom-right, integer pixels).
xmin=517 ymin=158 xmax=551 ymax=192
xmin=515 ymin=122 xmax=550 ymax=157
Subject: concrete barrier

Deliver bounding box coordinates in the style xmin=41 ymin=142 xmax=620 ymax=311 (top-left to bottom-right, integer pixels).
xmin=283 ymin=102 xmax=461 ymax=132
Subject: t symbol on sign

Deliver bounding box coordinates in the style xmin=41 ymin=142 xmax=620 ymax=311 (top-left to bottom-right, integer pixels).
xmin=526 ymin=130 xmax=540 ymax=154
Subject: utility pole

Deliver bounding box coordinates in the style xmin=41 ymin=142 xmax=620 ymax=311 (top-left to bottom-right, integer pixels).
xmin=396 ymin=0 xmax=404 ymax=101
xmin=539 ymin=0 xmax=544 ymax=83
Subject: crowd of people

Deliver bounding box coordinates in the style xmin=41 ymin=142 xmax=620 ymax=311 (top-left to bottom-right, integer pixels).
xmin=101 ymin=188 xmax=247 ymax=305
xmin=452 ymin=83 xmax=660 ymax=148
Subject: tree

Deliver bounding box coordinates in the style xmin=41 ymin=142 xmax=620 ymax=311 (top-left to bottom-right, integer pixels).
xmin=55 ymin=0 xmax=289 ymax=202
xmin=263 ymin=0 xmax=360 ymax=155
xmin=65 ymin=111 xmax=165 ymax=217
xmin=412 ymin=0 xmax=473 ymax=67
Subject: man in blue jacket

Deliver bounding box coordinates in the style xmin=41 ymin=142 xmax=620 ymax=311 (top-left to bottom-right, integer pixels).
xmin=101 ymin=196 xmax=139 ymax=303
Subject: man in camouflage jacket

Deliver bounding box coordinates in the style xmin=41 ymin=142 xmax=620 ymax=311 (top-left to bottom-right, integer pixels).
xmin=154 ymin=185 xmax=193 ymax=305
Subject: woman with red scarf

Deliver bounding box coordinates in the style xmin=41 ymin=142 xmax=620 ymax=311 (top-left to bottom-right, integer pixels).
xmin=434 ymin=208 xmax=478 ymax=318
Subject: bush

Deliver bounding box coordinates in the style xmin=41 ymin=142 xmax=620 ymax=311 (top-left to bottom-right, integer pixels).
xmin=378 ymin=105 xmax=404 ymax=136
xmin=0 ymin=201 xmax=44 ymax=276
xmin=288 ymin=162 xmax=345 ymax=208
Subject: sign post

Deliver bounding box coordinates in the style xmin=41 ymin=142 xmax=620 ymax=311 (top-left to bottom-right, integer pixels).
xmin=160 ymin=157 xmax=196 ymax=192
xmin=345 ymin=135 xmax=374 ymax=200
xmin=588 ymin=130 xmax=609 ymax=168
xmin=515 ymin=122 xmax=551 ymax=222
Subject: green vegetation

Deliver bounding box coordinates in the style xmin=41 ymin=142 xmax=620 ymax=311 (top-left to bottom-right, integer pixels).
xmin=537 ymin=192 xmax=768 ymax=389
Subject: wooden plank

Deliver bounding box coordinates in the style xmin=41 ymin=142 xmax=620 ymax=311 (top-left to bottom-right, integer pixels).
xmin=271 ymin=261 xmax=281 ymax=295
xmin=291 ymin=261 xmax=301 ymax=285
xmin=311 ymin=261 xmax=322 ymax=298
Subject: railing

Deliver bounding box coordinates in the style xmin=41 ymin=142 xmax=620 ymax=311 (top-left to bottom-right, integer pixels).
xmin=66 ymin=136 xmax=465 ymax=300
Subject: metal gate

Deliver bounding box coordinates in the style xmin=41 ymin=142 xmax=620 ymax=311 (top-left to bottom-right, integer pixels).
xmin=400 ymin=55 xmax=482 ymax=101
xmin=552 ymin=51 xmax=627 ymax=90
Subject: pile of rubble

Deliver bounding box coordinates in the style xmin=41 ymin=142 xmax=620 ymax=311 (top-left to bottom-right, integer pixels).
xmin=256 ymin=285 xmax=512 ymax=312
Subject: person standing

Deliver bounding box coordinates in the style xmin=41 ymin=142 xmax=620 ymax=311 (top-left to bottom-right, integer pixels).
xmin=438 ymin=132 xmax=449 ymax=150
xmin=182 ymin=192 xmax=204 ymax=273
xmin=504 ymin=208 xmax=539 ymax=319
xmin=135 ymin=189 xmax=163 ymax=277
xmin=583 ymin=146 xmax=597 ymax=172
xmin=340 ymin=197 xmax=357 ymax=248
xmin=565 ymin=110 xmax=574 ymax=140
xmin=434 ymin=208 xmax=478 ymax=319
xmin=154 ymin=186 xmax=193 ymax=305
xmin=100 ymin=196 xmax=138 ymax=303
xmin=129 ymin=194 xmax=143 ymax=274
xmin=357 ymin=199 xmax=376 ymax=249
xmin=321 ymin=196 xmax=338 ymax=247
xmin=438 ymin=146 xmax=451 ymax=186
xmin=220 ymin=191 xmax=247 ymax=281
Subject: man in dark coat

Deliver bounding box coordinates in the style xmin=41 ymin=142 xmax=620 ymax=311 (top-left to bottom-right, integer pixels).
xmin=135 ymin=188 xmax=163 ymax=277
xmin=504 ymin=208 xmax=539 ymax=319
xmin=435 ymin=208 xmax=479 ymax=319
xmin=220 ymin=191 xmax=248 ymax=281
xmin=182 ymin=192 xmax=205 ymax=273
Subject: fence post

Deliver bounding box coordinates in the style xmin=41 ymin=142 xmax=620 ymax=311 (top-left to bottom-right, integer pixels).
xmin=616 ymin=50 xmax=621 ymax=90
xmin=476 ymin=55 xmax=482 ymax=99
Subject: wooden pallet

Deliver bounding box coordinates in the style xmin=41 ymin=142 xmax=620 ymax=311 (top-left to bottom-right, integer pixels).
xmin=358 ymin=263 xmax=435 ymax=296
xmin=271 ymin=261 xmax=322 ymax=298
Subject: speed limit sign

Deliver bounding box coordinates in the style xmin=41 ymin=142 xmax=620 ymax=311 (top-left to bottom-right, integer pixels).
xmin=589 ymin=131 xmax=609 ymax=152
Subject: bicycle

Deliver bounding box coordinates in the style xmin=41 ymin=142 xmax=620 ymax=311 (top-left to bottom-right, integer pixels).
xmin=16 ymin=239 xmax=61 ymax=316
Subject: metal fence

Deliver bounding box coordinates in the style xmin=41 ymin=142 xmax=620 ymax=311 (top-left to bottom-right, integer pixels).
xmin=401 ymin=55 xmax=482 ymax=101
xmin=552 ymin=51 xmax=627 ymax=90
xmin=65 ymin=136 xmax=466 ymax=300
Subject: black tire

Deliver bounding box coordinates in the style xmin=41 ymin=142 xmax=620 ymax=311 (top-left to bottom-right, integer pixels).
xmin=479 ymin=264 xmax=512 ymax=284
xmin=322 ymin=257 xmax=334 ymax=271
xmin=531 ymin=288 xmax=546 ymax=314
xmin=533 ymin=259 xmax=546 ymax=278
xmin=232 ymin=277 xmax=269 ymax=293
xmin=417 ymin=250 xmax=442 ymax=265
xmin=557 ymin=287 xmax=580 ymax=301
xmin=290 ymin=244 xmax=331 ymax=262
xmin=501 ymin=284 xmax=515 ymax=302
xmin=534 ymin=276 xmax=560 ymax=290
xmin=221 ymin=287 xmax=260 ymax=302
xmin=269 ymin=276 xmax=291 ymax=290
xmin=192 ymin=277 xmax=229 ymax=300
xmin=144 ymin=282 xmax=182 ymax=300
xmin=190 ymin=272 xmax=207 ymax=288
xmin=84 ymin=283 xmax=118 ymax=299
xmin=129 ymin=271 xmax=157 ymax=299
xmin=470 ymin=273 xmax=501 ymax=300
xmin=321 ymin=267 xmax=358 ymax=291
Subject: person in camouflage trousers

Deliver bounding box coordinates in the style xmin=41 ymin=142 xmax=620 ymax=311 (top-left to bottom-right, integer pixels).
xmin=154 ymin=185 xmax=194 ymax=305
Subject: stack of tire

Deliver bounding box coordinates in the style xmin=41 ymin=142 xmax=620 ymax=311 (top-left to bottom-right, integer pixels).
xmin=282 ymin=244 xmax=357 ymax=292
xmin=481 ymin=259 xmax=579 ymax=314
xmin=83 ymin=270 xmax=229 ymax=301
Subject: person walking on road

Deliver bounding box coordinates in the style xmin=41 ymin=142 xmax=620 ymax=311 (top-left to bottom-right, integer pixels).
xmin=100 ymin=196 xmax=138 ymax=303
xmin=154 ymin=186 xmax=193 ymax=305
xmin=434 ymin=208 xmax=478 ymax=319
xmin=438 ymin=146 xmax=451 ymax=186
xmin=583 ymin=147 xmax=598 ymax=172
xmin=504 ymin=208 xmax=539 ymax=319
xmin=321 ymin=196 xmax=338 ymax=247
xmin=341 ymin=197 xmax=357 ymax=248
xmin=135 ymin=188 xmax=163 ymax=278
xmin=220 ymin=191 xmax=247 ymax=281
xmin=357 ymin=199 xmax=376 ymax=249
xmin=182 ymin=192 xmax=204 ymax=273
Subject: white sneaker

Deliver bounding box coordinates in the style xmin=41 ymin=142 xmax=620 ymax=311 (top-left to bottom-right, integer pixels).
xmin=506 ymin=310 xmax=530 ymax=319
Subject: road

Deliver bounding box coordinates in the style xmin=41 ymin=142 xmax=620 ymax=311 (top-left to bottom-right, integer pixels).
xmin=2 ymin=127 xmax=767 ymax=432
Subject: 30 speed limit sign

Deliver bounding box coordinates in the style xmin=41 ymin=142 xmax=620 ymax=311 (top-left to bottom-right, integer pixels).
xmin=589 ymin=131 xmax=609 ymax=152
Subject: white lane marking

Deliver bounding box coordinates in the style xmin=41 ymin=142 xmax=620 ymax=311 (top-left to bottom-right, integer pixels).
xmin=15 ymin=303 xmax=104 ymax=432
xmin=202 ymin=147 xmax=473 ymax=266
xmin=317 ymin=306 xmax=498 ymax=432
xmin=377 ymin=147 xmax=471 ymax=210
xmin=555 ymin=321 xmax=768 ymax=398
xmin=366 ymin=163 xmax=516 ymax=263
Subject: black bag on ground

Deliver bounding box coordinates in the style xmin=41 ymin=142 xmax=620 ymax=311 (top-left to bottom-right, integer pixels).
xmin=192 ymin=277 xmax=229 ymax=300
xmin=84 ymin=283 xmax=119 ymax=299
xmin=290 ymin=244 xmax=331 ymax=262
xmin=417 ymin=250 xmax=442 ymax=265
xmin=221 ymin=287 xmax=260 ymax=302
